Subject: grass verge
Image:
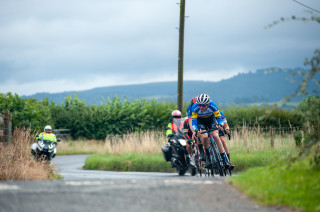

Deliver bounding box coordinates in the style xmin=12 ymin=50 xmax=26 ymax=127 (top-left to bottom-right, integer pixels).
xmin=0 ymin=128 xmax=62 ymax=181
xmin=83 ymin=153 xmax=173 ymax=172
xmin=229 ymin=158 xmax=320 ymax=212
xmin=83 ymin=148 xmax=289 ymax=173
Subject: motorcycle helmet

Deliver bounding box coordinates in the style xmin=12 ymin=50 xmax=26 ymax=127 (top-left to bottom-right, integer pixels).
xmin=44 ymin=125 xmax=52 ymax=133
xmin=196 ymin=94 xmax=210 ymax=105
xmin=171 ymin=110 xmax=182 ymax=119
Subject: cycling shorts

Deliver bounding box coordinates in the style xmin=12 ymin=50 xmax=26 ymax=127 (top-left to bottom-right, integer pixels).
xmin=197 ymin=115 xmax=219 ymax=131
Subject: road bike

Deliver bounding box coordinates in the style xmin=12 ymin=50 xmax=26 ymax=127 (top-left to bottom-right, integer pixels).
xmin=201 ymin=128 xmax=232 ymax=177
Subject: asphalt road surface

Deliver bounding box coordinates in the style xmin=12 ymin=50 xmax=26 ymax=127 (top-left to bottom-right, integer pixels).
xmin=0 ymin=155 xmax=295 ymax=212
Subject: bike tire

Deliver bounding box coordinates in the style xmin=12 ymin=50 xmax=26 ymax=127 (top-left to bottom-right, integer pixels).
xmin=208 ymin=148 xmax=215 ymax=177
xmin=212 ymin=143 xmax=224 ymax=177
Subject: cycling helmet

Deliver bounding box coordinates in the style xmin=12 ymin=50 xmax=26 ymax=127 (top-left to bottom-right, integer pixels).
xmin=196 ymin=94 xmax=210 ymax=105
xmin=171 ymin=110 xmax=182 ymax=119
xmin=190 ymin=97 xmax=197 ymax=105
xmin=44 ymin=125 xmax=52 ymax=133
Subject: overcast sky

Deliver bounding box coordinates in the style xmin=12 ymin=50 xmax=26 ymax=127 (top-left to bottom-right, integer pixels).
xmin=0 ymin=0 xmax=319 ymax=96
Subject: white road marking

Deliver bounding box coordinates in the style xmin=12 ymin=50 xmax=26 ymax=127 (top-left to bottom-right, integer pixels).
xmin=0 ymin=184 xmax=19 ymax=190
xmin=164 ymin=179 xmax=223 ymax=185
xmin=65 ymin=181 xmax=115 ymax=186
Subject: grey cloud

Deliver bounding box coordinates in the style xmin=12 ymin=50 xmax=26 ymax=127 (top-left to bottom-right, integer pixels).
xmin=0 ymin=0 xmax=319 ymax=95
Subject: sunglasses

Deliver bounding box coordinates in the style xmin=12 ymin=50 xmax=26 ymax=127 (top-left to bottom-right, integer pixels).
xmin=198 ymin=104 xmax=208 ymax=108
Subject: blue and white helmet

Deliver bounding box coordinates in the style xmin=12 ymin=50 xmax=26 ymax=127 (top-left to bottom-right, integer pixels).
xmin=196 ymin=94 xmax=210 ymax=105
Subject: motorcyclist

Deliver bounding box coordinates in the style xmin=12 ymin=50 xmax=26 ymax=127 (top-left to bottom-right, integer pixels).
xmin=31 ymin=125 xmax=58 ymax=158
xmin=165 ymin=110 xmax=184 ymax=139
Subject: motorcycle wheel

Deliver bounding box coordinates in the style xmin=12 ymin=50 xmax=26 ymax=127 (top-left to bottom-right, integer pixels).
xmin=189 ymin=165 xmax=197 ymax=176
xmin=177 ymin=168 xmax=186 ymax=176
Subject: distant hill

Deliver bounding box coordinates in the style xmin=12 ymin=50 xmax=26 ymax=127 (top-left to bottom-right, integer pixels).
xmin=23 ymin=68 xmax=318 ymax=105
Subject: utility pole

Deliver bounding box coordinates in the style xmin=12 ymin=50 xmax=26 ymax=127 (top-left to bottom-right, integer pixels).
xmin=177 ymin=0 xmax=185 ymax=113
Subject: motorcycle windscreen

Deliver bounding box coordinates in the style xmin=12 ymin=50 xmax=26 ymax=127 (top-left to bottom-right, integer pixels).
xmin=172 ymin=117 xmax=186 ymax=139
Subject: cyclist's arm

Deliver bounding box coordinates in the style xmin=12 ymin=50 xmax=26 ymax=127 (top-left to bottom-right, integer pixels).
xmin=183 ymin=121 xmax=190 ymax=139
xmin=209 ymin=101 xmax=223 ymax=125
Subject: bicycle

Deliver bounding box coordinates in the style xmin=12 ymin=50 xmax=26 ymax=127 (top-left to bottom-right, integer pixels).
xmin=201 ymin=128 xmax=232 ymax=177
xmin=191 ymin=139 xmax=207 ymax=177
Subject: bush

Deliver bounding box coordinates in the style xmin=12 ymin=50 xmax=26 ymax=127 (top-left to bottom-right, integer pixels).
xmin=294 ymin=131 xmax=302 ymax=147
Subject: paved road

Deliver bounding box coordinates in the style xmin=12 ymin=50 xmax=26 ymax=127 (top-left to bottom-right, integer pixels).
xmin=0 ymin=155 xmax=294 ymax=212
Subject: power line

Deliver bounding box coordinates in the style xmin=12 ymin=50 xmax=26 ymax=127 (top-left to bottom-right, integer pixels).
xmin=292 ymin=0 xmax=320 ymax=14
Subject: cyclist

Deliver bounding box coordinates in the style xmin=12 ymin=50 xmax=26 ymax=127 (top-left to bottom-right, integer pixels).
xmin=186 ymin=97 xmax=197 ymax=118
xmin=165 ymin=110 xmax=184 ymax=139
xmin=186 ymin=97 xmax=206 ymax=160
xmin=191 ymin=94 xmax=229 ymax=166
xmin=219 ymin=111 xmax=235 ymax=169
xmin=183 ymin=116 xmax=195 ymax=165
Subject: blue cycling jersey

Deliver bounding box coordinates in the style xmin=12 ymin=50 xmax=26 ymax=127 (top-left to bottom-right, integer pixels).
xmin=220 ymin=111 xmax=227 ymax=125
xmin=191 ymin=100 xmax=223 ymax=130
xmin=186 ymin=104 xmax=192 ymax=118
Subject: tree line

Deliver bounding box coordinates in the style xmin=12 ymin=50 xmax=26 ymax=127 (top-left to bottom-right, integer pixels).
xmin=0 ymin=92 xmax=318 ymax=139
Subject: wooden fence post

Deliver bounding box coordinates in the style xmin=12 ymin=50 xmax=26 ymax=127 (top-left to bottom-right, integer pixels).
xmin=4 ymin=110 xmax=12 ymax=144
xmin=270 ymin=126 xmax=274 ymax=148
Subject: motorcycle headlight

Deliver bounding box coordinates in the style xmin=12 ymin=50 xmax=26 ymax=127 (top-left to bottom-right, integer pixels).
xmin=38 ymin=140 xmax=44 ymax=149
xmin=48 ymin=143 xmax=54 ymax=150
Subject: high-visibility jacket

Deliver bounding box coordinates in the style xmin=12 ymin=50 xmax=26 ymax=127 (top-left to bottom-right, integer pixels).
xmin=166 ymin=121 xmax=184 ymax=138
xmin=36 ymin=132 xmax=57 ymax=142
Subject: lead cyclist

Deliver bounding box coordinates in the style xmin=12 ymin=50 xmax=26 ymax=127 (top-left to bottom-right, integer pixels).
xmin=191 ymin=93 xmax=229 ymax=167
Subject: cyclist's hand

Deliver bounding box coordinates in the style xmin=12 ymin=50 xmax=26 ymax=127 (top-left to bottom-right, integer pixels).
xmin=225 ymin=128 xmax=230 ymax=134
xmin=217 ymin=124 xmax=223 ymax=130
xmin=227 ymin=133 xmax=231 ymax=140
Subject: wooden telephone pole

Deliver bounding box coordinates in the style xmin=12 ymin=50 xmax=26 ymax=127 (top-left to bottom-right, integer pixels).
xmin=177 ymin=0 xmax=185 ymax=113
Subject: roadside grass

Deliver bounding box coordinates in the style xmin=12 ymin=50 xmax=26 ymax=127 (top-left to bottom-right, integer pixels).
xmin=58 ymin=130 xmax=167 ymax=155
xmin=73 ymin=128 xmax=297 ymax=172
xmin=0 ymin=129 xmax=62 ymax=181
xmin=83 ymin=153 xmax=173 ymax=172
xmin=229 ymin=157 xmax=320 ymax=212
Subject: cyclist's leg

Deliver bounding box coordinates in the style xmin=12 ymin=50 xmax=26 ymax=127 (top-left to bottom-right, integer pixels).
xmin=186 ymin=141 xmax=193 ymax=155
xmin=196 ymin=120 xmax=206 ymax=160
xmin=209 ymin=120 xmax=229 ymax=165
xmin=219 ymin=133 xmax=235 ymax=168
xmin=200 ymin=119 xmax=212 ymax=163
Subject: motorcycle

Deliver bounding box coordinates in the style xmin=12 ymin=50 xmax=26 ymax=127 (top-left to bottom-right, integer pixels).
xmin=31 ymin=137 xmax=61 ymax=162
xmin=162 ymin=118 xmax=196 ymax=176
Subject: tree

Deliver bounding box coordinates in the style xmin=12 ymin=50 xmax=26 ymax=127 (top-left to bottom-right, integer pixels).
xmin=266 ymin=11 xmax=320 ymax=169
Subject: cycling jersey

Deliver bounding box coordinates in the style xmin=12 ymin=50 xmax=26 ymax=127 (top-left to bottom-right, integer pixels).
xmin=186 ymin=104 xmax=192 ymax=118
xmin=191 ymin=101 xmax=223 ymax=131
xmin=220 ymin=111 xmax=227 ymax=125
xmin=183 ymin=117 xmax=193 ymax=139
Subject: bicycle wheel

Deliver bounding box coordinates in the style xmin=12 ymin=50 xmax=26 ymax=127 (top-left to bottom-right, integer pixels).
xmin=224 ymin=154 xmax=232 ymax=176
xmin=208 ymin=147 xmax=215 ymax=177
xmin=211 ymin=141 xmax=225 ymax=177
xmin=194 ymin=150 xmax=202 ymax=177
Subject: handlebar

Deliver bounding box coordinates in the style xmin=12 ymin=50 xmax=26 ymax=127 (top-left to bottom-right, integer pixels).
xmin=200 ymin=129 xmax=216 ymax=134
